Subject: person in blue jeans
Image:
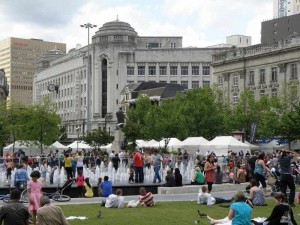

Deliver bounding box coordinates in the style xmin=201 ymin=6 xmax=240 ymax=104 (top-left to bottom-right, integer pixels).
xmin=152 ymin=150 xmax=162 ymax=183
xmin=100 ymin=176 xmax=112 ymax=197
xmin=207 ymin=191 xmax=252 ymax=225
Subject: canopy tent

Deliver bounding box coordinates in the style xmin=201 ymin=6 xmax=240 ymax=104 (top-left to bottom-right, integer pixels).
xmin=258 ymin=140 xmax=287 ymax=152
xmin=166 ymin=138 xmax=182 ymax=151
xmin=67 ymin=141 xmax=92 ymax=150
xmin=136 ymin=139 xmax=148 ymax=148
xmin=151 ymin=138 xmax=182 ymax=151
xmin=200 ymin=136 xmax=251 ymax=156
xmin=49 ymin=141 xmax=66 ymax=150
xmin=3 ymin=141 xmax=48 ymax=155
xmin=144 ymin=139 xmax=159 ymax=148
xmin=291 ymin=140 xmax=300 ymax=150
xmin=179 ymin=137 xmax=209 ymax=154
xmin=100 ymin=143 xmax=112 ymax=151
xmin=244 ymin=141 xmax=260 ymax=151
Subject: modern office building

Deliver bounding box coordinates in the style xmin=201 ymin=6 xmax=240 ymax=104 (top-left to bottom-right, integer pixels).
xmin=0 ymin=38 xmax=66 ymax=105
xmin=261 ymin=13 xmax=300 ymax=44
xmin=33 ymin=20 xmax=229 ymax=139
xmin=0 ymin=69 xmax=9 ymax=101
xmin=273 ymin=0 xmax=300 ymax=18
xmin=212 ymin=35 xmax=300 ymax=104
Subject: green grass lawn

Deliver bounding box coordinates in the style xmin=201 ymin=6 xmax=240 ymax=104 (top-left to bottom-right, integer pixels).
xmin=61 ymin=200 xmax=300 ymax=225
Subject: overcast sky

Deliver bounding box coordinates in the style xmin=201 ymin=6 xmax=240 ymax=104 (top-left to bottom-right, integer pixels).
xmin=0 ymin=0 xmax=273 ymax=50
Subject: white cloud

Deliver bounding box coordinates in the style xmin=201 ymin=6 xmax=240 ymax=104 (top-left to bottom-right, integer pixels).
xmin=0 ymin=0 xmax=274 ymax=50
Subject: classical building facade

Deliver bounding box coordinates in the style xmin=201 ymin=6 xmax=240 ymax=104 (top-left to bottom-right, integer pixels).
xmin=212 ymin=36 xmax=300 ymax=104
xmin=0 ymin=69 xmax=9 ymax=101
xmin=0 ymin=37 xmax=66 ymax=105
xmin=33 ymin=20 xmax=228 ymax=139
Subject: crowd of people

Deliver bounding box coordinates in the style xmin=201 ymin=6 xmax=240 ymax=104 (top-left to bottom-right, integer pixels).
xmin=0 ymin=146 xmax=299 ymax=224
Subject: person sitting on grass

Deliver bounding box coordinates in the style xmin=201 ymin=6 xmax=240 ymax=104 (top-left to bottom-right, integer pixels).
xmin=139 ymin=187 xmax=154 ymax=207
xmin=207 ymin=191 xmax=252 ymax=225
xmin=0 ymin=189 xmax=30 ymax=225
xmin=191 ymin=167 xmax=204 ymax=185
xmin=247 ymin=179 xmax=265 ymax=207
xmin=198 ymin=185 xmax=233 ymax=205
xmin=252 ymin=192 xmax=297 ymax=225
xmin=37 ymin=195 xmax=70 ymax=225
xmin=105 ymin=189 xmax=124 ymax=208
xmin=163 ymin=170 xmax=175 ymax=187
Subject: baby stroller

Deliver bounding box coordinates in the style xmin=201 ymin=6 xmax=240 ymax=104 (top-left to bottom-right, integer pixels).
xmin=267 ymin=169 xmax=281 ymax=196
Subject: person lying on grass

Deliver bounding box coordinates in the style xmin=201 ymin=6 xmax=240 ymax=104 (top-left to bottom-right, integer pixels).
xmin=206 ymin=191 xmax=252 ymax=225
xmin=198 ymin=185 xmax=233 ymax=205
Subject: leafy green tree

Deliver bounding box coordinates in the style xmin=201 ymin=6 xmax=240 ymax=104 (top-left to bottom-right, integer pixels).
xmin=83 ymin=128 xmax=114 ymax=149
xmin=21 ymin=98 xmax=61 ymax=153
xmin=123 ymin=96 xmax=153 ymax=142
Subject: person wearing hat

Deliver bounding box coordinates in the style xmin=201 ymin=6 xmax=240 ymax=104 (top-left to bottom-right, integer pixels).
xmin=0 ymin=189 xmax=30 ymax=225
xmin=191 ymin=167 xmax=204 ymax=185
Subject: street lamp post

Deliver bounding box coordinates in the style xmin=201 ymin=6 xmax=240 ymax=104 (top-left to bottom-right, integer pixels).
xmin=80 ymin=23 xmax=97 ymax=133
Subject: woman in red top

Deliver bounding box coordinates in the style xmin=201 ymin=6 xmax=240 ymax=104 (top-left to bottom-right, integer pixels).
xmin=204 ymin=155 xmax=216 ymax=193
xmin=76 ymin=171 xmax=85 ymax=197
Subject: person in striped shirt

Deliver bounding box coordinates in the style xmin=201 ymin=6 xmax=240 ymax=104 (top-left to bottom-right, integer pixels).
xmin=139 ymin=187 xmax=154 ymax=207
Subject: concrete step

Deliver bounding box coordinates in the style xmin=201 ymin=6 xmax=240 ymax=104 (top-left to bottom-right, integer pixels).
xmin=158 ymin=183 xmax=249 ymax=195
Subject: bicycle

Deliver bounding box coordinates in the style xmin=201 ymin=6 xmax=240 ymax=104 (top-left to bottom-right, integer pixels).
xmin=2 ymin=188 xmax=29 ymax=203
xmin=43 ymin=179 xmax=72 ymax=202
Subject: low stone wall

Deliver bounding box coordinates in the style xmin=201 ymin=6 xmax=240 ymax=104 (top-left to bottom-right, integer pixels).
xmin=158 ymin=183 xmax=249 ymax=195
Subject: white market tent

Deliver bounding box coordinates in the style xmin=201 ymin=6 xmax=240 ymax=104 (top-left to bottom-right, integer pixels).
xmin=3 ymin=141 xmax=48 ymax=155
xmin=258 ymin=140 xmax=287 ymax=152
xmin=100 ymin=143 xmax=112 ymax=151
xmin=200 ymin=136 xmax=251 ymax=156
xmin=67 ymin=141 xmax=92 ymax=150
xmin=166 ymin=138 xmax=182 ymax=151
xmin=144 ymin=139 xmax=159 ymax=148
xmin=244 ymin=141 xmax=260 ymax=151
xmin=151 ymin=138 xmax=182 ymax=151
xmin=291 ymin=140 xmax=300 ymax=150
xmin=49 ymin=141 xmax=66 ymax=150
xmin=136 ymin=139 xmax=148 ymax=148
xmin=179 ymin=137 xmax=209 ymax=154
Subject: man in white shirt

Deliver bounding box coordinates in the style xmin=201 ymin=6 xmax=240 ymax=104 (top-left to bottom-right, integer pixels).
xmin=105 ymin=189 xmax=124 ymax=208
xmin=197 ymin=186 xmax=232 ymax=205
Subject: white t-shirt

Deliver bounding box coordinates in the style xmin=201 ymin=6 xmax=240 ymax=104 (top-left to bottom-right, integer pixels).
xmin=197 ymin=192 xmax=216 ymax=205
xmin=105 ymin=194 xmax=124 ymax=208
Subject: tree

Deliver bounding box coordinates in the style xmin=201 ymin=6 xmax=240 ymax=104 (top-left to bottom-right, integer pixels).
xmin=21 ymin=98 xmax=61 ymax=153
xmin=123 ymin=96 xmax=153 ymax=143
xmin=83 ymin=128 xmax=114 ymax=149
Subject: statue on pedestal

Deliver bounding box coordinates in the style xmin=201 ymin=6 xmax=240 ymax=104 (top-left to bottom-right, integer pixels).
xmin=116 ymin=108 xmax=125 ymax=129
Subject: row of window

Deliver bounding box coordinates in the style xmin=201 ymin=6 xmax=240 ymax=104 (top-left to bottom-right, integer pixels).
xmin=127 ymin=65 xmax=210 ymax=76
xmin=218 ymin=64 xmax=298 ymax=85
xmin=127 ymin=80 xmax=210 ymax=89
xmin=11 ymin=85 xmax=32 ymax=90
xmin=40 ymin=70 xmax=86 ymax=91
xmin=232 ymin=88 xmax=280 ymax=104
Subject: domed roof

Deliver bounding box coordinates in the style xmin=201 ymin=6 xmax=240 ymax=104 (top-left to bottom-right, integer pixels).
xmin=93 ymin=20 xmax=138 ymax=37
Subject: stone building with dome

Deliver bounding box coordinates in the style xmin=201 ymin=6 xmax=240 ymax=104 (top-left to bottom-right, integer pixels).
xmin=33 ymin=20 xmax=228 ymax=139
